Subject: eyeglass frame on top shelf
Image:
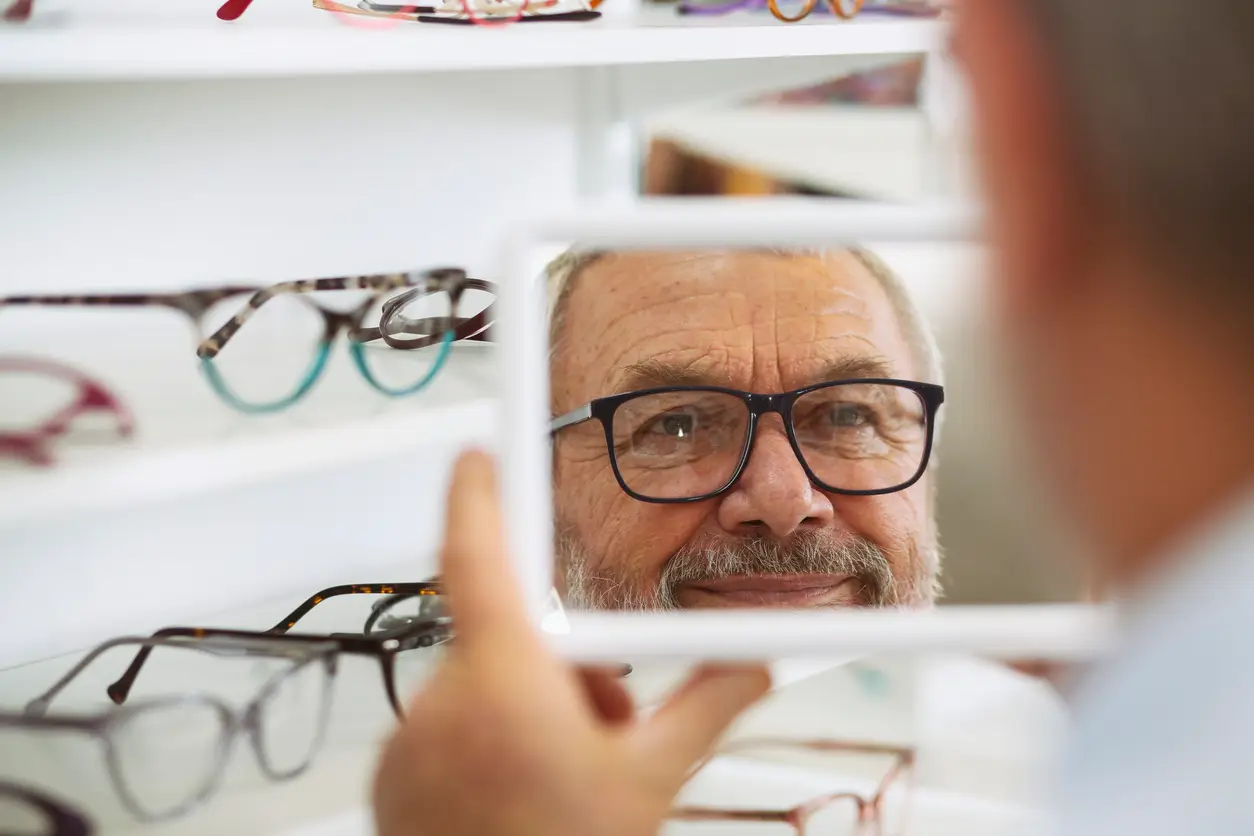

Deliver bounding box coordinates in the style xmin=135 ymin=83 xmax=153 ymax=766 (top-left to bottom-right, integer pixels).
xmin=194 ymin=267 xmax=497 ymax=412
xmin=312 ymin=0 xmax=601 ymax=26
xmin=0 ymin=269 xmax=497 ymax=415
xmin=1 ymin=0 xmax=324 ymax=23
xmin=675 ymin=0 xmax=942 ymax=22
xmin=0 ymin=356 xmax=135 ymax=467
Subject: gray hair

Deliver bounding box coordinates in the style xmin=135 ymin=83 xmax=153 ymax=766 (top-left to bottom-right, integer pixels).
xmin=1025 ymin=1 xmax=1254 ymax=315
xmin=545 ymin=248 xmax=945 ymax=389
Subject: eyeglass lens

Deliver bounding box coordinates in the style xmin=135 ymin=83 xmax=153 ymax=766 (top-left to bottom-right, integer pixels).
xmin=366 ymin=594 xmax=451 ymax=711
xmin=101 ymin=655 xmax=333 ymax=821
xmin=362 ymin=285 xmax=492 ymax=391
xmin=609 ymin=383 xmax=928 ymax=501
xmin=106 ymin=697 xmax=232 ymax=820
xmin=251 ymin=657 xmax=333 ymax=780
xmin=201 ymin=292 xmax=327 ymax=407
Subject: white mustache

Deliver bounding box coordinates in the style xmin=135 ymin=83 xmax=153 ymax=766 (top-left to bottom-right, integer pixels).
xmin=657 ymin=532 xmax=896 ymax=609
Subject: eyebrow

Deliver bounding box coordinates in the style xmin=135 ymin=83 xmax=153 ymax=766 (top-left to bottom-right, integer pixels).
xmin=611 ymin=355 xmax=898 ymax=394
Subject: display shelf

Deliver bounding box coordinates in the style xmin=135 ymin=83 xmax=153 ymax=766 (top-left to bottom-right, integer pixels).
xmin=0 ymin=3 xmax=945 ymax=80
xmin=0 ymin=347 xmax=497 ymax=531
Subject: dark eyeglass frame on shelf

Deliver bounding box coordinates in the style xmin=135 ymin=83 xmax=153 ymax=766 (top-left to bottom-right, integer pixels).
xmin=0 ymin=635 xmax=338 ymax=823
xmin=195 ymin=267 xmax=496 ymax=413
xmin=672 ymin=738 xmax=915 ymax=835
xmin=313 ymin=0 xmax=601 ymax=25
xmin=550 ymin=378 xmax=945 ymax=504
xmin=266 ymin=581 xmax=446 ymax=634
xmin=110 ymin=580 xmax=630 ymax=706
xmin=0 ymin=357 xmax=135 ymax=467
xmin=108 ymin=584 xmax=452 ymax=719
xmin=0 ymin=782 xmax=94 ymax=836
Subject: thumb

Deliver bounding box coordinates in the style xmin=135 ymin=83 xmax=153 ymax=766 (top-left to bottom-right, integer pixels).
xmin=438 ymin=449 xmax=537 ymax=654
xmin=632 ymin=664 xmax=771 ymax=787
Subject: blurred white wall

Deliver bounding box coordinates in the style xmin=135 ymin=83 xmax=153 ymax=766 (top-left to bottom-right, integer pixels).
xmin=879 ymin=246 xmax=1083 ymax=604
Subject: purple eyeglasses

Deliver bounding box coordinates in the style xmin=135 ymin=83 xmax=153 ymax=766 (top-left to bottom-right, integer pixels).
xmin=675 ymin=0 xmax=943 ymax=23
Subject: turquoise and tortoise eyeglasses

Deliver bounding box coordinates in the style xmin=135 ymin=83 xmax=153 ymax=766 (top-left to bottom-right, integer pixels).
xmin=0 ymin=269 xmax=497 ymax=415
xmin=195 ymin=268 xmax=496 ymax=413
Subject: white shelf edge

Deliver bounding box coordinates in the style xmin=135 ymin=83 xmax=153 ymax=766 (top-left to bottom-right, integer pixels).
xmin=0 ymin=16 xmax=945 ymax=81
xmin=550 ymin=605 xmax=1117 ymax=662
xmin=278 ymin=809 xmax=373 ymax=836
xmin=0 ymin=397 xmax=496 ymax=529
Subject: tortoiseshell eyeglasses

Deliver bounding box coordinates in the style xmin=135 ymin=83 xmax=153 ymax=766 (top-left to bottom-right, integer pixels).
xmin=0 ymin=357 xmax=135 ymax=467
xmin=194 ymin=267 xmax=495 ymax=413
xmin=0 ymin=269 xmax=496 ymax=415
xmin=107 ymin=583 xmax=453 ymax=719
xmin=105 ymin=580 xmax=628 ymax=719
xmin=673 ymin=739 xmax=914 ymax=835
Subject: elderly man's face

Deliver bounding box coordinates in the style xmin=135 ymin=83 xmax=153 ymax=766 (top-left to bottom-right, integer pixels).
xmin=551 ymin=251 xmax=938 ymax=611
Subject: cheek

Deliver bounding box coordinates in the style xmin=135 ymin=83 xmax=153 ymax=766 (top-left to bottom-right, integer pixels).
xmin=831 ymin=489 xmax=926 ymax=554
xmin=558 ymin=478 xmax=709 ymax=577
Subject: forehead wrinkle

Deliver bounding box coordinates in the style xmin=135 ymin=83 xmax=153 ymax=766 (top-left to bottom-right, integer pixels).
xmin=610 ymin=347 xmax=750 ymax=392
xmin=577 ymin=285 xmax=747 ymax=393
xmin=607 ymin=341 xmax=747 ymax=389
xmin=593 ymin=288 xmax=740 ymax=345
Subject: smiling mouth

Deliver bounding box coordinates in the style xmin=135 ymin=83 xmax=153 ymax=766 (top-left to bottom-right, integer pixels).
xmin=677 ymin=574 xmax=863 ymax=608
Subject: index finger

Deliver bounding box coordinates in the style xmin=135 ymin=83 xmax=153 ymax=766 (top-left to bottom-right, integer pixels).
xmin=439 ymin=449 xmax=542 ymax=655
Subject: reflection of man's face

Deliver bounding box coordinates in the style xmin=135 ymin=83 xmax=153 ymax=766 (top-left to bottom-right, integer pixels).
xmin=551 ymin=251 xmax=940 ymax=611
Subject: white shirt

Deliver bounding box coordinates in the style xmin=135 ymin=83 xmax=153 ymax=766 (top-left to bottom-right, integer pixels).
xmin=1056 ymin=486 xmax=1254 ymax=835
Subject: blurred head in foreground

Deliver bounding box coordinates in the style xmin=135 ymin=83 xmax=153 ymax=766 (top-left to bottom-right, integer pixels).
xmin=952 ymin=0 xmax=1254 ymax=589
xmin=546 ymin=249 xmax=945 ymax=611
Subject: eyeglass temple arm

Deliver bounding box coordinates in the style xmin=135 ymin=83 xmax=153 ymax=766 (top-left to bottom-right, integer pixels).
xmin=550 ymin=404 xmax=592 ymax=434
xmin=196 ymin=273 xmax=418 ymax=359
xmin=669 ymin=807 xmax=793 ymax=824
xmin=26 ymin=633 xmax=279 ymax=717
xmin=365 ymin=280 xmax=496 ymax=347
xmin=215 ymin=0 xmax=258 ymax=20
xmin=355 ymin=305 xmax=495 ymax=347
xmin=268 ymin=582 xmax=442 ymax=634
xmin=24 ymin=636 xmax=151 ymax=717
xmin=313 ymin=0 xmax=402 ymax=17
xmin=719 ymin=738 xmax=914 ymax=759
xmin=103 ymin=628 xmax=255 ymax=707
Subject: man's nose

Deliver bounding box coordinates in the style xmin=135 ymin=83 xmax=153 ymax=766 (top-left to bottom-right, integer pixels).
xmin=715 ymin=416 xmax=835 ymax=538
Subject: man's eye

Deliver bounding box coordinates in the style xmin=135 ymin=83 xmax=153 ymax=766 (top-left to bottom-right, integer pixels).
xmin=652 ymin=413 xmax=695 ymax=438
xmin=828 ymin=404 xmax=872 ymax=428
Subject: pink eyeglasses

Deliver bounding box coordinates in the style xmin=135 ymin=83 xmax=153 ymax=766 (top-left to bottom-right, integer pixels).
xmin=672 ymin=739 xmax=915 ymax=835
xmin=3 ymin=0 xmax=596 ymax=23
xmin=1 ymin=0 xmax=273 ymax=22
xmin=0 ymin=357 xmax=135 ymax=467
